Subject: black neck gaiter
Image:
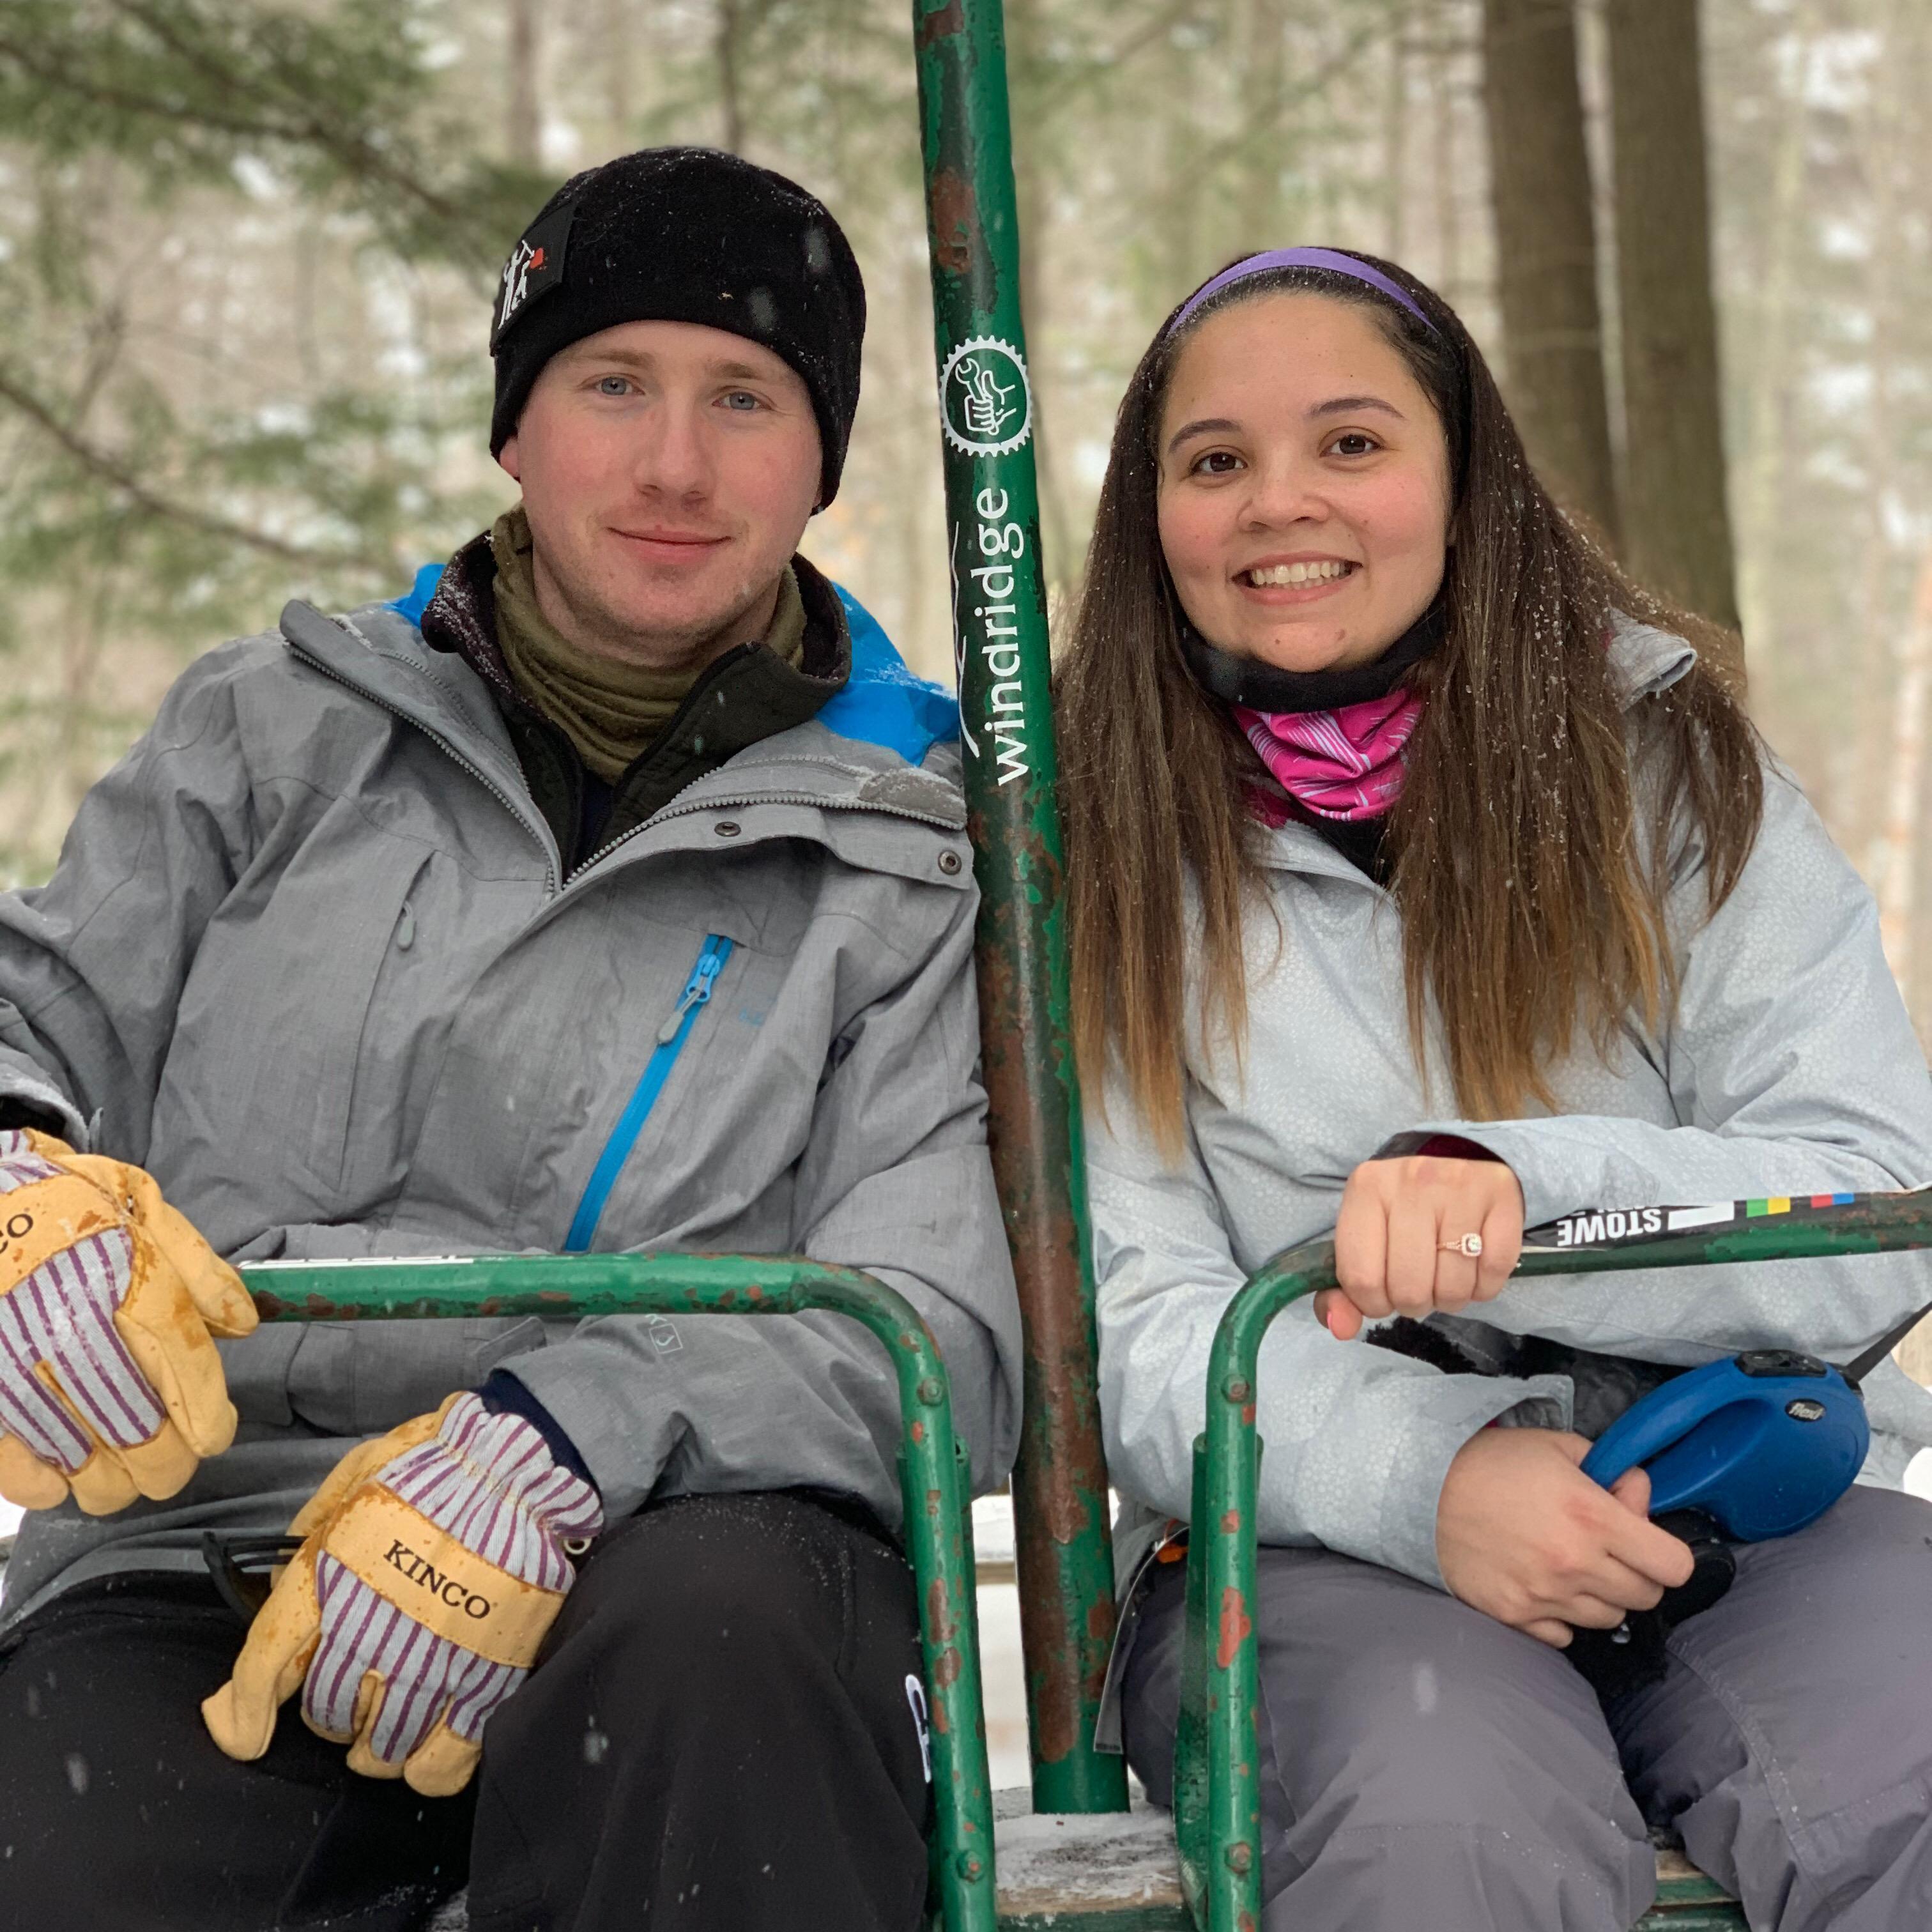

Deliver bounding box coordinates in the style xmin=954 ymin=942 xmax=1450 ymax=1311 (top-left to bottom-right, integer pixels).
xmin=1181 ymin=595 xmax=1448 ymax=717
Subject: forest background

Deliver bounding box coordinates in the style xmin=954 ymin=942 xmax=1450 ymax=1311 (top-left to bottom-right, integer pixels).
xmin=1 ymin=0 xmax=1929 ymax=1025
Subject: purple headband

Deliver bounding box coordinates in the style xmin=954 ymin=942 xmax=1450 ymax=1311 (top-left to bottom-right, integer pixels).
xmin=1169 ymin=247 xmax=1439 ymax=337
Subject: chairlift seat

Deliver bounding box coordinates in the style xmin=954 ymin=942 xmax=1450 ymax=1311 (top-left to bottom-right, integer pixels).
xmin=986 ymin=1798 xmax=1737 ymax=1929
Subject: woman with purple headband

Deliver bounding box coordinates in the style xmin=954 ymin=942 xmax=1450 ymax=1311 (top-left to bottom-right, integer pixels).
xmin=1060 ymin=249 xmax=1932 ymax=1928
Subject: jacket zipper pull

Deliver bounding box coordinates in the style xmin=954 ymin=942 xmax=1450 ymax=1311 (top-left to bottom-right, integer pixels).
xmin=656 ymin=947 xmax=725 ymax=1046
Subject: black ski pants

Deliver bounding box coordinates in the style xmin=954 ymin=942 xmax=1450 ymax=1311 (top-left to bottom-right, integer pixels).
xmin=0 ymin=1489 xmax=932 ymax=1932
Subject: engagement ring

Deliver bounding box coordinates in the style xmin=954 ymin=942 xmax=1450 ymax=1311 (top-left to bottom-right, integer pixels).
xmin=1439 ymin=1233 xmax=1483 ymax=1259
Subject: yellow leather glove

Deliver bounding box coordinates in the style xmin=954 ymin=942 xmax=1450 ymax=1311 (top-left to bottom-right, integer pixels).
xmin=0 ymin=1128 xmax=256 ymax=1514
xmin=203 ymin=1392 xmax=603 ymax=1795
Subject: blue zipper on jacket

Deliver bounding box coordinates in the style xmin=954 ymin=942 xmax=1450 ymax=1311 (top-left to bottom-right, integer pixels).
xmin=564 ymin=934 xmax=735 ymax=1253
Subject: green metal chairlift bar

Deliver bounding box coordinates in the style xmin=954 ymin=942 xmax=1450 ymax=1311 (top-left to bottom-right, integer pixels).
xmin=243 ymin=1253 xmax=998 ymax=1932
xmin=1180 ymin=1192 xmax=1932 ymax=1932
xmin=910 ymin=0 xmax=1129 ymax=1818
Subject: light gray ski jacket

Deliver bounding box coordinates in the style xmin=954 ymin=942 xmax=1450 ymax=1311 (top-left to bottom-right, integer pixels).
xmin=1092 ymin=620 xmax=1932 ymax=1590
xmin=0 ymin=581 xmax=1020 ymax=1629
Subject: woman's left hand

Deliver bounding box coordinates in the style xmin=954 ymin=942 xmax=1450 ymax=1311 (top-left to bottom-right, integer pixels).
xmin=1315 ymin=1154 xmax=1524 ymax=1340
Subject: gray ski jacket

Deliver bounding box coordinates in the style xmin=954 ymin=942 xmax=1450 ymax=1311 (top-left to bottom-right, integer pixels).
xmin=0 ymin=578 xmax=1020 ymax=1629
xmin=1092 ymin=620 xmax=1932 ymax=1591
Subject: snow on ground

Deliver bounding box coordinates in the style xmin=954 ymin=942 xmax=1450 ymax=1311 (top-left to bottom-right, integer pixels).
xmin=977 ymin=1581 xmax=1032 ymax=1790
xmin=972 ymin=1493 xmax=1031 ymax=1789
xmin=0 ymin=1499 xmax=19 ymax=1541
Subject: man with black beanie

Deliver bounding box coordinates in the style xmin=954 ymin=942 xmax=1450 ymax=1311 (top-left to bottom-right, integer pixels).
xmin=0 ymin=148 xmax=1019 ymax=1932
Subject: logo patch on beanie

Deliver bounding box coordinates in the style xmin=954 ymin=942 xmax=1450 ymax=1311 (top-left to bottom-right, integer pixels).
xmin=940 ymin=337 xmax=1032 ymax=457
xmin=491 ymin=203 xmax=575 ymax=351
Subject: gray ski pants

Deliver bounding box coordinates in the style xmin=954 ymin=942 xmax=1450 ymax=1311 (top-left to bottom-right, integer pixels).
xmin=1121 ymin=1485 xmax=1932 ymax=1931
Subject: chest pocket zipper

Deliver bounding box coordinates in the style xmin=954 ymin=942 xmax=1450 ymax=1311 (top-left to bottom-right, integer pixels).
xmin=564 ymin=934 xmax=735 ymax=1252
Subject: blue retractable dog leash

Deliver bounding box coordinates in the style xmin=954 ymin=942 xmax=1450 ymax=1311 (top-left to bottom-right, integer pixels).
xmin=1576 ymin=1308 xmax=1929 ymax=1538
xmin=1510 ymin=1193 xmax=1932 ymax=1694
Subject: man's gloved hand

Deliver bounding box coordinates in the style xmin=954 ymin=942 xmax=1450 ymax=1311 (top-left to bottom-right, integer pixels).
xmin=0 ymin=1128 xmax=257 ymax=1514
xmin=203 ymin=1391 xmax=603 ymax=1796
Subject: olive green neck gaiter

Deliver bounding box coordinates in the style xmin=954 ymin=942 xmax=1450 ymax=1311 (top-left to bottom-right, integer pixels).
xmin=490 ymin=505 xmax=806 ymax=781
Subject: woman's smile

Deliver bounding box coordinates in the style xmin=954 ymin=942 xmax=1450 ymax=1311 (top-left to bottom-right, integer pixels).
xmin=1235 ymin=555 xmax=1360 ymax=600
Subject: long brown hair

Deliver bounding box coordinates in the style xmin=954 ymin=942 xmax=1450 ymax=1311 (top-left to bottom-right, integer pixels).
xmin=1059 ymin=252 xmax=1763 ymax=1155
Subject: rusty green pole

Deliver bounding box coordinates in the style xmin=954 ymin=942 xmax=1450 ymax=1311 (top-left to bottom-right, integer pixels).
xmin=910 ymin=0 xmax=1128 ymax=1815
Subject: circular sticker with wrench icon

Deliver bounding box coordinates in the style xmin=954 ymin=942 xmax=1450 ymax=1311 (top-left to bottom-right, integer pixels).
xmin=940 ymin=336 xmax=1034 ymax=457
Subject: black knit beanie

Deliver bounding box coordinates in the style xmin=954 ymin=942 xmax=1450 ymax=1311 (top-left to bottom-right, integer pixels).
xmin=489 ymin=147 xmax=866 ymax=506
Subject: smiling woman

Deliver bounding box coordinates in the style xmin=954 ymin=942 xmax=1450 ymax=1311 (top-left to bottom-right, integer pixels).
xmin=1155 ymin=303 xmax=1451 ymax=679
xmin=1057 ymin=247 xmax=1762 ymax=1155
xmin=1063 ymin=245 xmax=1932 ymax=1932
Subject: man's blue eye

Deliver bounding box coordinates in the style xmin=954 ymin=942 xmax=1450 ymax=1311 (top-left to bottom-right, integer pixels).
xmin=723 ymin=391 xmax=762 ymax=411
xmin=597 ymin=376 xmax=629 ymax=396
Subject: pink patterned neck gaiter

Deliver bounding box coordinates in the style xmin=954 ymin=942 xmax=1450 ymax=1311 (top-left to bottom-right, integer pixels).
xmin=1233 ymin=686 xmax=1423 ymax=822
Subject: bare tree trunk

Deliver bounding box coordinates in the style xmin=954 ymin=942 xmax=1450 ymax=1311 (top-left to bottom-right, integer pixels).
xmin=1428 ymin=3 xmax=1465 ymax=296
xmin=1850 ymin=0 xmax=1912 ymax=955
xmin=1383 ymin=6 xmax=1411 ymax=259
xmin=55 ymin=290 xmax=123 ymax=836
xmin=1734 ymin=0 xmax=1817 ymax=661
xmin=293 ymin=218 xmax=323 ymax=386
xmin=1480 ymin=0 xmax=1620 ymax=541
xmin=60 ymin=580 xmax=108 ymax=821
xmin=1236 ymin=0 xmax=1287 ymax=248
xmin=1875 ymin=551 xmax=1932 ymax=992
xmin=601 ymin=0 xmax=634 ymax=150
xmin=1158 ymin=20 xmax=1212 ymax=302
xmin=507 ymin=0 xmax=542 ymax=169
xmin=1605 ymin=0 xmax=1742 ymax=648
xmin=1897 ymin=540 xmax=1932 ymax=1357
xmin=716 ymin=0 xmax=747 ymax=154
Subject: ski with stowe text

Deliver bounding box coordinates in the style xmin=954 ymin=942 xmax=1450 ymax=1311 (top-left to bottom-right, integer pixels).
xmin=1521 ymin=1186 xmax=1906 ymax=1255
